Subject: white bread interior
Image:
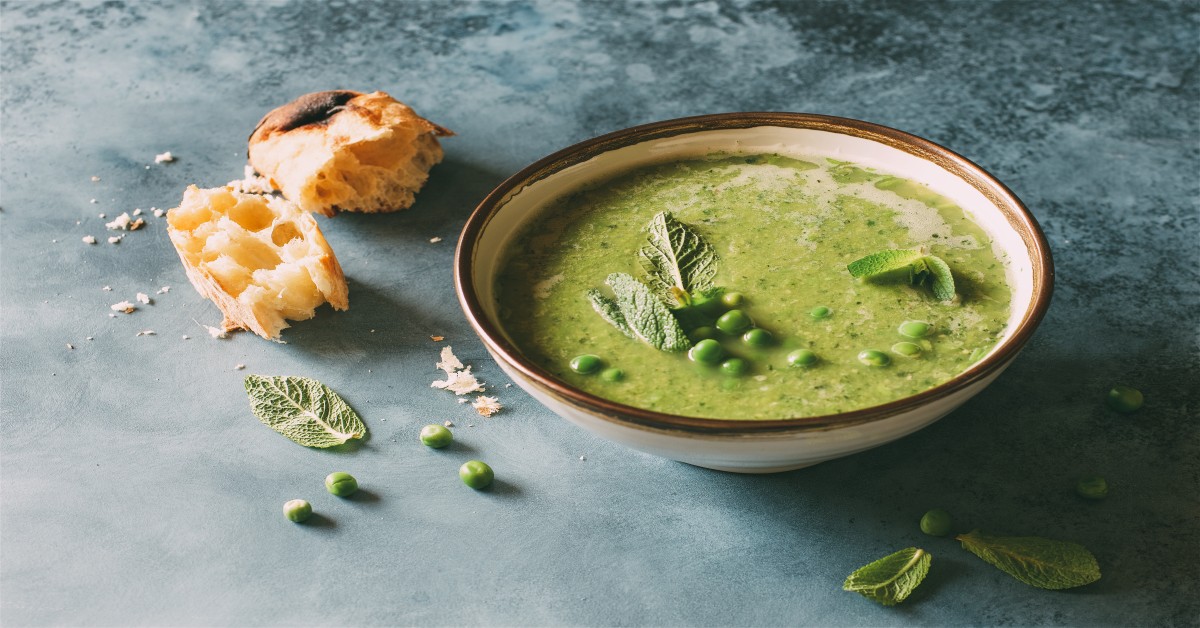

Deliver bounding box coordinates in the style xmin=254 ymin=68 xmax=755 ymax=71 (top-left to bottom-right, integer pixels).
xmin=248 ymin=90 xmax=452 ymax=217
xmin=167 ymin=185 xmax=349 ymax=340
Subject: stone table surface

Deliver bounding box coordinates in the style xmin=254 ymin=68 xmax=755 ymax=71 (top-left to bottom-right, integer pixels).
xmin=2 ymin=1 xmax=1197 ymax=626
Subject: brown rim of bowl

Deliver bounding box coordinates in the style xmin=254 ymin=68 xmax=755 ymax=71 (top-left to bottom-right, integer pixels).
xmin=455 ymin=112 xmax=1054 ymax=435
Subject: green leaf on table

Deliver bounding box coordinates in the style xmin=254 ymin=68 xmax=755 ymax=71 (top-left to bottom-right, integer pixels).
xmin=847 ymin=247 xmax=957 ymax=303
xmin=843 ymin=547 xmax=931 ymax=606
xmin=956 ymin=530 xmax=1100 ymax=590
xmin=244 ymin=375 xmax=366 ymax=448
xmin=594 ymin=272 xmax=691 ymax=352
xmin=638 ymin=211 xmax=719 ymax=306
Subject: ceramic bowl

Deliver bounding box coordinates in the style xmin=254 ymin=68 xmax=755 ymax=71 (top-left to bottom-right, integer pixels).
xmin=455 ymin=113 xmax=1053 ymax=473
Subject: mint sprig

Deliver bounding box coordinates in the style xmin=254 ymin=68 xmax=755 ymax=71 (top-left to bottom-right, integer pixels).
xmin=847 ymin=247 xmax=957 ymax=303
xmin=638 ymin=211 xmax=719 ymax=307
xmin=589 ymin=273 xmax=691 ymax=352
xmin=244 ymin=375 xmax=366 ymax=448
xmin=843 ymin=547 xmax=931 ymax=606
xmin=956 ymin=530 xmax=1101 ymax=590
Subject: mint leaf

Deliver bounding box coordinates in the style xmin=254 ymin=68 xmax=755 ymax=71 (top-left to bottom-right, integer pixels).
xmin=923 ymin=255 xmax=956 ymax=302
xmin=244 ymin=375 xmax=366 ymax=448
xmin=843 ymin=547 xmax=931 ymax=606
xmin=847 ymin=248 xmax=925 ymax=278
xmin=956 ymin=530 xmax=1100 ymax=590
xmin=638 ymin=211 xmax=719 ymax=306
xmin=586 ymin=289 xmax=634 ymax=339
xmin=848 ymin=248 xmax=958 ymax=302
xmin=602 ymin=273 xmax=691 ymax=352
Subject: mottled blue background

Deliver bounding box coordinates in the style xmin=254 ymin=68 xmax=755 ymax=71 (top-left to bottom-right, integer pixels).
xmin=2 ymin=1 xmax=1197 ymax=625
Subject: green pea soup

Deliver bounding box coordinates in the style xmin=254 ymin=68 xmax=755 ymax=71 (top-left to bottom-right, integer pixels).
xmin=494 ymin=153 xmax=1012 ymax=419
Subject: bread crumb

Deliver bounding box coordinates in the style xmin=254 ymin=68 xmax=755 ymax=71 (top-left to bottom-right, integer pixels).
xmin=430 ymin=335 xmax=445 ymax=342
xmin=108 ymin=313 xmax=117 ymax=318
xmin=86 ymin=336 xmax=94 ymax=340
xmin=132 ymin=208 xmax=143 ymax=216
xmin=473 ymin=396 xmax=501 ymax=417
xmin=429 ymin=237 xmax=442 ymax=243
xmin=90 ymin=199 xmax=98 ymax=204
xmin=102 ymin=286 xmax=112 ymax=291
xmin=458 ymin=398 xmax=470 ymax=404
xmin=136 ymin=330 xmax=155 ymax=336
xmin=235 ymin=364 xmax=246 ymax=370
xmin=91 ymin=176 xmax=100 ymax=182
xmin=154 ymin=151 xmax=175 ymax=163
xmin=153 ymin=208 xmax=165 ymax=218
xmin=444 ymin=420 xmax=454 ymax=427
xmin=82 ymin=235 xmax=96 ymax=244
xmin=129 ymin=218 xmax=145 ymax=230
xmin=580 ymin=455 xmax=586 ymax=461
xmin=66 ymin=343 xmax=74 ymax=350
xmin=505 ymin=383 xmax=512 ymax=388
xmin=105 ymin=213 xmax=132 ymax=230
xmin=436 ymin=346 xmax=465 ymax=374
xmin=110 ymin=301 xmax=136 ymax=313
xmin=156 ymin=286 xmax=170 ymax=294
xmin=136 ymin=293 xmax=151 ymax=305
xmin=205 ymin=325 xmax=229 ymax=339
xmin=434 ymin=369 xmax=485 ymax=395
xmin=107 ymin=235 xmax=122 ymax=244
xmin=226 ymin=165 xmax=273 ymax=195
xmin=181 ymin=335 xmax=190 ymax=340
xmin=97 ymin=213 xmax=106 ymax=218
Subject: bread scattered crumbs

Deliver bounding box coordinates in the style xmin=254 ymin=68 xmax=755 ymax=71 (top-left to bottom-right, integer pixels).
xmin=226 ymin=165 xmax=273 ymax=195
xmin=66 ymin=343 xmax=74 ymax=350
xmin=235 ymin=364 xmax=246 ymax=370
xmin=444 ymin=420 xmax=454 ymax=427
xmin=431 ymin=335 xmax=444 ymax=342
xmin=105 ymin=213 xmax=131 ymax=230
xmin=91 ymin=199 xmax=98 ymax=204
xmin=458 ymin=398 xmax=470 ymax=403
xmin=136 ymin=293 xmax=151 ymax=305
xmin=91 ymin=176 xmax=100 ymax=182
xmin=204 ymin=325 xmax=229 ymax=339
xmin=473 ymin=396 xmax=501 ymax=417
xmin=181 ymin=335 xmax=190 ymax=340
xmin=155 ymin=151 xmax=175 ymax=163
xmin=153 ymin=208 xmax=165 ymax=218
xmin=435 ymin=346 xmax=464 ymax=373
xmin=107 ymin=235 xmax=122 ymax=244
xmin=434 ymin=370 xmax=485 ymax=395
xmin=108 ymin=313 xmax=117 ymax=318
xmin=86 ymin=336 xmax=93 ymax=341
xmin=111 ymin=301 xmax=136 ymax=313
xmin=82 ymin=235 xmax=96 ymax=245
xmin=429 ymin=237 xmax=442 ymax=243
xmin=136 ymin=330 xmax=156 ymax=336
xmin=97 ymin=212 xmax=105 ymax=218
xmin=156 ymin=286 xmax=170 ymax=294
xmin=580 ymin=455 xmax=586 ymax=461
xmin=102 ymin=286 xmax=112 ymax=291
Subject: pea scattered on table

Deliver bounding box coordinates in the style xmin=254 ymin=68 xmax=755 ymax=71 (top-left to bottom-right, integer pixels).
xmin=459 ymin=460 xmax=494 ymax=489
xmin=1106 ymin=385 xmax=1143 ymax=414
xmin=282 ymin=499 xmax=312 ymax=523
xmin=325 ymin=472 xmax=358 ymax=497
xmin=919 ymin=508 xmax=953 ymax=536
xmin=420 ymin=424 xmax=453 ymax=448
xmin=1076 ymin=475 xmax=1108 ymax=500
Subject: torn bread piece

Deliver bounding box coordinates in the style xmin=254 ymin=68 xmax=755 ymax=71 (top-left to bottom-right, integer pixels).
xmin=248 ymin=90 xmax=453 ymax=217
xmin=166 ymin=185 xmax=349 ymax=340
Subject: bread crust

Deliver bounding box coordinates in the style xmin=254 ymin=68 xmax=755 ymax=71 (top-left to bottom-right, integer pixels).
xmin=248 ymin=90 xmax=452 ymax=216
xmin=167 ymin=185 xmax=349 ymax=340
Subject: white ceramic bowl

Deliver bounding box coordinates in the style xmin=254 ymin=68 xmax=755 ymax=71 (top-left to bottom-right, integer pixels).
xmin=456 ymin=113 xmax=1053 ymax=473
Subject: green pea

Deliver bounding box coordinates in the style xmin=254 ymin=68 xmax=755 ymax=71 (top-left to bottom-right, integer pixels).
xmin=857 ymin=349 xmax=890 ymax=367
xmin=689 ymin=326 xmax=718 ymax=342
xmin=600 ymin=367 xmax=625 ymax=382
xmin=1076 ymin=475 xmax=1108 ymax=500
xmin=715 ymin=309 xmax=752 ymax=334
xmin=721 ymin=292 xmax=745 ymax=308
xmin=459 ymin=460 xmax=494 ymax=489
xmin=282 ymin=499 xmax=312 ymax=523
xmin=720 ymin=358 xmax=749 ymax=376
xmin=569 ymin=354 xmax=603 ymax=375
xmin=742 ymin=328 xmax=773 ymax=348
xmin=688 ymin=339 xmax=724 ymax=365
xmin=898 ymin=320 xmax=932 ymax=338
xmin=419 ymin=424 xmax=453 ymax=449
xmin=892 ymin=341 xmax=922 ymax=358
xmin=809 ymin=306 xmax=831 ymax=319
xmin=1106 ymin=385 xmax=1143 ymax=414
xmin=786 ymin=349 xmax=818 ymax=368
xmin=919 ymin=509 xmax=953 ymax=536
xmin=325 ymin=472 xmax=358 ymax=497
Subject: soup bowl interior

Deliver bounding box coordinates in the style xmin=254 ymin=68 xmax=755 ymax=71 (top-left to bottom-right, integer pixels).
xmin=456 ymin=113 xmax=1052 ymax=473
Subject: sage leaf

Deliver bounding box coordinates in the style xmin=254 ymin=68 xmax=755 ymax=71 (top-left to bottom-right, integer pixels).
xmin=586 ymin=289 xmax=634 ymax=339
xmin=847 ymin=248 xmax=925 ymax=278
xmin=956 ymin=530 xmax=1100 ymax=590
xmin=244 ymin=375 xmax=366 ymax=448
xmin=604 ymin=272 xmax=691 ymax=352
xmin=843 ymin=547 xmax=931 ymax=606
xmin=638 ymin=211 xmax=719 ymax=306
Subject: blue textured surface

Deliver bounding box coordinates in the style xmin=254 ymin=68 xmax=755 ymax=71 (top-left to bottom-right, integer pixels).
xmin=2 ymin=1 xmax=1198 ymax=625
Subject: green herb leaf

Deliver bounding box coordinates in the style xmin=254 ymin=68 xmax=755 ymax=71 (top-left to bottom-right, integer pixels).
xmin=923 ymin=255 xmax=957 ymax=302
xmin=603 ymin=272 xmax=691 ymax=352
xmin=638 ymin=211 xmax=719 ymax=306
xmin=956 ymin=530 xmax=1100 ymax=590
xmin=244 ymin=375 xmax=366 ymax=448
xmin=586 ymin=289 xmax=634 ymax=339
xmin=843 ymin=547 xmax=931 ymax=606
xmin=847 ymin=248 xmax=926 ymax=278
xmin=848 ymin=248 xmax=957 ymax=302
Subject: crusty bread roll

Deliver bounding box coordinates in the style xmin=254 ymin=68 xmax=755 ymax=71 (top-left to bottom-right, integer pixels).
xmin=167 ymin=185 xmax=349 ymax=340
xmin=248 ymin=90 xmax=452 ymax=217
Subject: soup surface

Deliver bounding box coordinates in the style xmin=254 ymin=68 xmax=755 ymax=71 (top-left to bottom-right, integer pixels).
xmin=494 ymin=154 xmax=1011 ymax=419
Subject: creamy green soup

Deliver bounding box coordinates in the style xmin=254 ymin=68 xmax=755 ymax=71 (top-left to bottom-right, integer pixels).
xmin=495 ymin=154 xmax=1011 ymax=419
